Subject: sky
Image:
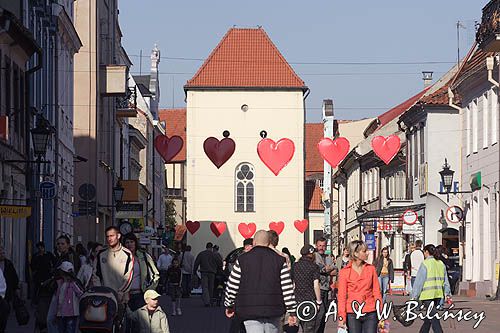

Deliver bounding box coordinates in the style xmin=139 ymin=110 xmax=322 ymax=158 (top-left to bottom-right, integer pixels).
xmin=119 ymin=0 xmax=488 ymax=123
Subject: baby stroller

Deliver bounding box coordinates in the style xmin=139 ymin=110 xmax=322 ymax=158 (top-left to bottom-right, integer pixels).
xmin=212 ymin=270 xmax=226 ymax=306
xmin=79 ymin=286 xmax=121 ymax=333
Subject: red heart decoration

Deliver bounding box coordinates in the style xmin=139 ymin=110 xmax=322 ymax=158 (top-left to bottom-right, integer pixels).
xmin=257 ymin=138 xmax=295 ymax=176
xmin=269 ymin=221 xmax=285 ymax=235
xmin=203 ymin=137 xmax=236 ymax=168
xmin=154 ymin=135 xmax=184 ymax=163
xmin=210 ymin=222 xmax=226 ymax=238
xmin=294 ymin=219 xmax=309 ymax=233
xmin=371 ymin=135 xmax=401 ymax=165
xmin=186 ymin=221 xmax=200 ymax=235
xmin=317 ymin=137 xmax=350 ymax=168
xmin=238 ymin=223 xmax=256 ymax=239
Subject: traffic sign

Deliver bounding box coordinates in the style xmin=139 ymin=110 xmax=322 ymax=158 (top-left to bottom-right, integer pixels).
xmin=446 ymin=206 xmax=464 ymax=224
xmin=365 ymin=234 xmax=376 ymax=250
xmin=40 ymin=181 xmax=57 ymax=200
xmin=402 ymin=209 xmax=418 ymax=225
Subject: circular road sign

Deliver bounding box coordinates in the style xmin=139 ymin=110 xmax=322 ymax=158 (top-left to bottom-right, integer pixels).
xmin=446 ymin=206 xmax=464 ymax=224
xmin=402 ymin=210 xmax=418 ymax=225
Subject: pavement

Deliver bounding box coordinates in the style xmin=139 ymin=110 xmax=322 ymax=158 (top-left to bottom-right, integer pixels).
xmin=6 ymin=294 xmax=500 ymax=332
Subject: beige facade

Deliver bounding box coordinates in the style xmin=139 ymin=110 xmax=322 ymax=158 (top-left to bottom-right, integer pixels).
xmin=73 ymin=0 xmax=129 ymax=244
xmin=185 ymin=90 xmax=305 ymax=256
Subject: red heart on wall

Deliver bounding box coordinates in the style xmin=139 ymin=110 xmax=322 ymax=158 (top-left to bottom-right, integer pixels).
xmin=186 ymin=221 xmax=200 ymax=235
xmin=257 ymin=138 xmax=295 ymax=176
xmin=154 ymin=135 xmax=183 ymax=163
xmin=238 ymin=223 xmax=256 ymax=239
xmin=203 ymin=137 xmax=236 ymax=168
xmin=294 ymin=219 xmax=309 ymax=233
xmin=269 ymin=221 xmax=285 ymax=235
xmin=210 ymin=222 xmax=226 ymax=237
xmin=317 ymin=137 xmax=350 ymax=168
xmin=371 ymin=135 xmax=401 ymax=165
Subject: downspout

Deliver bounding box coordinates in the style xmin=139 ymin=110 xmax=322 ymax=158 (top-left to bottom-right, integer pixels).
xmin=486 ymin=56 xmax=500 ymax=88
xmin=53 ymin=27 xmax=59 ymax=246
xmin=339 ymin=167 xmax=348 ymax=248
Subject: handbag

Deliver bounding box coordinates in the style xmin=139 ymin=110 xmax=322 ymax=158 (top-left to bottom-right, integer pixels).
xmin=393 ymin=304 xmax=414 ymax=327
xmin=13 ymin=294 xmax=30 ymax=326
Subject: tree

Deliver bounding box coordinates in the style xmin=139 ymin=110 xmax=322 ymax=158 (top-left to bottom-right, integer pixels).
xmin=165 ymin=199 xmax=177 ymax=228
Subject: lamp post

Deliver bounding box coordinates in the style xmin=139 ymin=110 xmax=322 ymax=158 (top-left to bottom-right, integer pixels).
xmin=112 ymin=181 xmax=124 ymax=204
xmin=438 ymin=158 xmax=471 ymax=202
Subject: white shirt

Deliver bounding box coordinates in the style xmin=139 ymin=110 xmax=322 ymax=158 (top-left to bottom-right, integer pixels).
xmin=179 ymin=251 xmax=195 ymax=275
xmin=410 ymin=249 xmax=425 ymax=277
xmin=157 ymin=253 xmax=173 ymax=271
xmin=0 ymin=268 xmax=6 ymax=298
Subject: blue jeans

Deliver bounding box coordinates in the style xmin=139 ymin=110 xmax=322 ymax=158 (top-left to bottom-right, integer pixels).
xmin=57 ymin=316 xmax=78 ymax=333
xmin=347 ymin=311 xmax=378 ymax=333
xmin=378 ymin=276 xmax=389 ymax=303
xmin=244 ymin=317 xmax=281 ymax=333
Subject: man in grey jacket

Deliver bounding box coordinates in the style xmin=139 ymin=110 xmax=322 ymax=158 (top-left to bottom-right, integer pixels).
xmin=193 ymin=242 xmax=222 ymax=306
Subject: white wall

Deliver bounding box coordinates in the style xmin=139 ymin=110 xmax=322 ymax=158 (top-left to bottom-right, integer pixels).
xmin=186 ymin=90 xmax=305 ymax=257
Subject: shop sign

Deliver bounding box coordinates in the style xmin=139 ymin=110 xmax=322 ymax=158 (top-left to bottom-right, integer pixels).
xmin=0 ymin=205 xmax=32 ymax=218
xmin=377 ymin=221 xmax=392 ymax=232
xmin=365 ymin=233 xmax=376 ymax=251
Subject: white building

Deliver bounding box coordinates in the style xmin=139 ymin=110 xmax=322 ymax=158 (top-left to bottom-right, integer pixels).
xmin=451 ymin=45 xmax=500 ymax=297
xmin=184 ymin=27 xmax=308 ymax=257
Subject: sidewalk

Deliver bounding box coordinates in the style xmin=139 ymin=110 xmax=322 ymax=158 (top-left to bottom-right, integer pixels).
xmin=5 ymin=294 xmax=500 ymax=332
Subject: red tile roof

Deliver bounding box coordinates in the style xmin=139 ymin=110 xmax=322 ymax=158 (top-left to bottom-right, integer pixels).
xmin=421 ymin=85 xmax=460 ymax=105
xmin=305 ymin=180 xmax=324 ymax=212
xmin=158 ymin=108 xmax=186 ymax=162
xmin=305 ymin=123 xmax=324 ymax=176
xmin=451 ymin=45 xmax=494 ymax=95
xmin=376 ymin=88 xmax=430 ymax=129
xmin=185 ymin=28 xmax=306 ymax=90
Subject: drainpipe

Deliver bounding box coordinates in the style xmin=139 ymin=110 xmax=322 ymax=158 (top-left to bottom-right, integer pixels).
xmin=339 ymin=167 xmax=348 ymax=248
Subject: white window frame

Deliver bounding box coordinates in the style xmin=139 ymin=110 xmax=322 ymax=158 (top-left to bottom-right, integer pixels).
xmin=492 ymin=88 xmax=498 ymax=145
xmin=483 ymin=92 xmax=489 ymax=149
xmin=472 ymin=99 xmax=479 ymax=153
xmin=466 ymin=105 xmax=471 ymax=156
xmin=235 ymin=163 xmax=255 ymax=212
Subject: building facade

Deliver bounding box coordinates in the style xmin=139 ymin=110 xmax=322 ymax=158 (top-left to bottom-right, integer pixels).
xmin=0 ymin=2 xmax=40 ymax=290
xmin=73 ymin=0 xmax=131 ymax=245
xmin=184 ymin=28 xmax=307 ymax=256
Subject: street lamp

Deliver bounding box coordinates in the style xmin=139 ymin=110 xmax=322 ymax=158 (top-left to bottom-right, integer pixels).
xmin=31 ymin=124 xmax=52 ymax=157
xmin=439 ymin=158 xmax=454 ymax=193
xmin=438 ymin=158 xmax=471 ymax=202
xmin=113 ymin=182 xmax=124 ymax=203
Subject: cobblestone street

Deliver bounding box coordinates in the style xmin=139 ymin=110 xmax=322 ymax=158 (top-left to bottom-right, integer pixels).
xmin=6 ymin=295 xmax=500 ymax=332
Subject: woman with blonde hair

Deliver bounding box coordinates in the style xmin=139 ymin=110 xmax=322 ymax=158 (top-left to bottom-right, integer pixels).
xmin=337 ymin=240 xmax=382 ymax=333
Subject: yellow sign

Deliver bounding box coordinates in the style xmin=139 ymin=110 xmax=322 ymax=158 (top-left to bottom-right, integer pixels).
xmin=0 ymin=205 xmax=32 ymax=218
xmin=496 ymin=262 xmax=499 ymax=281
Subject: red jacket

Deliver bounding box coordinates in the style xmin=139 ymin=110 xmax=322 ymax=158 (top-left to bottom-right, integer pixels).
xmin=337 ymin=262 xmax=382 ymax=321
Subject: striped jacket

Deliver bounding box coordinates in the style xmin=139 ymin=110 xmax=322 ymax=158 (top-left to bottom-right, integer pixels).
xmin=92 ymin=245 xmax=134 ymax=302
xmin=224 ymin=246 xmax=296 ymax=320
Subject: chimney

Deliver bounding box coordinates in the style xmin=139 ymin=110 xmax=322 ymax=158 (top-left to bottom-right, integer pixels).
xmin=322 ymin=99 xmax=334 ymax=118
xmin=422 ymin=71 xmax=433 ymax=87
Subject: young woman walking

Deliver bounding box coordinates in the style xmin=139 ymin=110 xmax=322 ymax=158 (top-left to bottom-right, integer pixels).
xmin=375 ymin=247 xmax=394 ymax=304
xmin=337 ymin=240 xmax=382 ymax=333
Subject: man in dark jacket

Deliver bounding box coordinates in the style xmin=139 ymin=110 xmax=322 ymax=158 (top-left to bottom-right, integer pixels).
xmin=224 ymin=230 xmax=297 ymax=332
xmin=193 ymin=242 xmax=222 ymax=306
xmin=0 ymin=246 xmax=19 ymax=303
xmin=30 ymin=241 xmax=56 ymax=301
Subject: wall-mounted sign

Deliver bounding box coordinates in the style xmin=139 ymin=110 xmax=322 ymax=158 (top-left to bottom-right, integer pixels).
xmin=0 ymin=205 xmax=32 ymax=218
xmin=365 ymin=233 xmax=376 ymax=251
xmin=40 ymin=181 xmax=57 ymax=200
xmin=446 ymin=206 xmax=464 ymax=224
xmin=402 ymin=210 xmax=418 ymax=225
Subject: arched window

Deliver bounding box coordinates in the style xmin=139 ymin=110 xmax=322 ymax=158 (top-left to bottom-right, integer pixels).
xmin=235 ymin=163 xmax=255 ymax=212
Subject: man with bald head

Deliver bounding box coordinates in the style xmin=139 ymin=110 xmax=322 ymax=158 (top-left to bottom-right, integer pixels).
xmin=225 ymin=230 xmax=297 ymax=332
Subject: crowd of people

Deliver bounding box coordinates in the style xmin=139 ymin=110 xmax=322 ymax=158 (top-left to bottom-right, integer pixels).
xmin=0 ymin=225 xmax=455 ymax=333
xmin=223 ymin=234 xmax=453 ymax=333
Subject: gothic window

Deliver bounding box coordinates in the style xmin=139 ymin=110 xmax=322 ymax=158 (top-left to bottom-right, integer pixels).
xmin=235 ymin=163 xmax=255 ymax=212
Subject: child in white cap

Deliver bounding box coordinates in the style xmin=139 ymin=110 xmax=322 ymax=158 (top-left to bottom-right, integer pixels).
xmin=54 ymin=261 xmax=84 ymax=333
xmin=128 ymin=289 xmax=170 ymax=333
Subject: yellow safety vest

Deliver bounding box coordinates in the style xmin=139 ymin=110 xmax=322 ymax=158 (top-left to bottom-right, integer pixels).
xmin=419 ymin=258 xmax=445 ymax=300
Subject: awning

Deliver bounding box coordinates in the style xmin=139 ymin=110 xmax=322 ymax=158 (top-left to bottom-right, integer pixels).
xmin=357 ymin=204 xmax=425 ymax=222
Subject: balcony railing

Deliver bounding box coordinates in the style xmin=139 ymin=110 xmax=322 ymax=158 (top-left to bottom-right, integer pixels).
xmin=476 ymin=0 xmax=500 ymax=51
xmin=116 ymin=86 xmax=137 ymax=118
